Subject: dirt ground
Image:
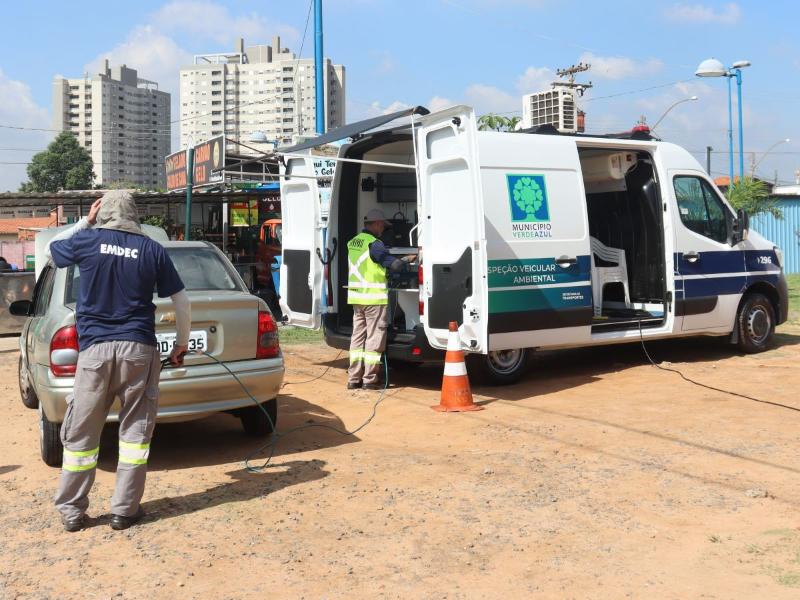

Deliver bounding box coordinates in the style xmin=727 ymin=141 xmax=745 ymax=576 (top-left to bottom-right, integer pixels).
xmin=2 ymin=324 xmax=800 ymax=599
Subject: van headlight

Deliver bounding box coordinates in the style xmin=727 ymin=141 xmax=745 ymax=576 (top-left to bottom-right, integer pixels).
xmin=774 ymin=246 xmax=783 ymax=269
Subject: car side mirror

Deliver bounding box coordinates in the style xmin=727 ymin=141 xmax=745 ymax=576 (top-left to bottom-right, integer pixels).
xmin=9 ymin=299 xmax=32 ymax=317
xmin=732 ymin=208 xmax=749 ymax=244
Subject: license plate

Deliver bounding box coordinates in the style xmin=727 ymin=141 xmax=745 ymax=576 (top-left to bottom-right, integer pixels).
xmin=156 ymin=330 xmax=208 ymax=356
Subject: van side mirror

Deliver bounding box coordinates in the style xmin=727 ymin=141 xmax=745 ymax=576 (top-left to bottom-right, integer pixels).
xmin=732 ymin=208 xmax=749 ymax=244
xmin=9 ymin=300 xmax=32 ymax=317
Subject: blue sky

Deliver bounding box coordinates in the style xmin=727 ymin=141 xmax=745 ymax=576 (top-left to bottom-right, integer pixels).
xmin=1 ymin=0 xmax=799 ymax=191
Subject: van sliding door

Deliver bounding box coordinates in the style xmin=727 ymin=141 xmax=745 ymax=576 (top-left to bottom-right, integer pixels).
xmin=279 ymin=154 xmax=323 ymax=329
xmin=417 ymin=106 xmax=489 ymax=352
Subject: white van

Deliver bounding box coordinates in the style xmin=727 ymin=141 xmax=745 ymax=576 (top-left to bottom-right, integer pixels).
xmin=278 ymin=105 xmax=788 ymax=384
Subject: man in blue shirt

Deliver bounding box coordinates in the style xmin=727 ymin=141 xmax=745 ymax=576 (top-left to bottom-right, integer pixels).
xmin=47 ymin=190 xmax=190 ymax=532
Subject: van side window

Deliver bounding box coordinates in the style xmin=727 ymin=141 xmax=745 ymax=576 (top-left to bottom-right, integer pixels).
xmin=673 ymin=176 xmax=730 ymax=244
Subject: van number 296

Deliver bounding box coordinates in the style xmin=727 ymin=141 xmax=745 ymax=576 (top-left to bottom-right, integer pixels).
xmin=757 ymin=256 xmax=772 ymax=265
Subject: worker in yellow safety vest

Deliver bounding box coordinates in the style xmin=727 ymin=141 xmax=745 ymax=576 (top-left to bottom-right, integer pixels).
xmin=347 ymin=208 xmax=414 ymax=390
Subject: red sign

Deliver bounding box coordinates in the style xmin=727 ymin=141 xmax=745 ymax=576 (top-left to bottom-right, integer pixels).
xmin=165 ymin=136 xmax=225 ymax=191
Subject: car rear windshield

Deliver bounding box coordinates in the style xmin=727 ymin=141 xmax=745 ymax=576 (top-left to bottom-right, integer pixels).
xmin=65 ymin=246 xmax=244 ymax=303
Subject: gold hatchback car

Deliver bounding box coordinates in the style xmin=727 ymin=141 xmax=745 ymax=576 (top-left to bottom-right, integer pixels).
xmin=13 ymin=226 xmax=284 ymax=466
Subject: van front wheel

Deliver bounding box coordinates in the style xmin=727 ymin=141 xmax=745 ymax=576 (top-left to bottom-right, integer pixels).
xmin=469 ymin=349 xmax=529 ymax=385
xmin=736 ymin=293 xmax=775 ymax=354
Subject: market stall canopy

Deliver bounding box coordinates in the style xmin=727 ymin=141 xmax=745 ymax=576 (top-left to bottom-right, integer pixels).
xmin=279 ymin=106 xmax=430 ymax=154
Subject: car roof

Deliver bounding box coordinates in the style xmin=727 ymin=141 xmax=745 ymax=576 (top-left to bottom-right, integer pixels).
xmin=160 ymin=241 xmax=212 ymax=249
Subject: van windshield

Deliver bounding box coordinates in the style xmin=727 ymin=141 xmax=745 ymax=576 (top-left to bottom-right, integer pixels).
xmin=65 ymin=246 xmax=244 ymax=303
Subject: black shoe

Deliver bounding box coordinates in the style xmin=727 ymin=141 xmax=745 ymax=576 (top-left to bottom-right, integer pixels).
xmin=61 ymin=514 xmax=85 ymax=533
xmin=347 ymin=382 xmax=361 ymax=390
xmin=110 ymin=508 xmax=145 ymax=531
xmin=362 ymin=382 xmax=383 ymax=391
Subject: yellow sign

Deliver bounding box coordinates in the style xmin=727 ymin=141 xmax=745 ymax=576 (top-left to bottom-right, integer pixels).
xmin=230 ymin=200 xmax=257 ymax=226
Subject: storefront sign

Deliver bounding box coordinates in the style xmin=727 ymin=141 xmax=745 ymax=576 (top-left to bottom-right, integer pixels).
xmin=230 ymin=200 xmax=258 ymax=227
xmin=165 ymin=136 xmax=225 ymax=191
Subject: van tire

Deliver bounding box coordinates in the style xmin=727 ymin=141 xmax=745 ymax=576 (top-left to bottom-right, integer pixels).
xmin=40 ymin=406 xmax=63 ymax=467
xmin=239 ymin=398 xmax=278 ymax=436
xmin=468 ymin=349 xmax=529 ymax=385
xmin=19 ymin=356 xmax=39 ymax=410
xmin=736 ymin=293 xmax=775 ymax=354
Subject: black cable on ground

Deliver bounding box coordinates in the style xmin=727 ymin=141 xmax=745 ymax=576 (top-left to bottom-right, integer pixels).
xmin=637 ymin=320 xmax=800 ymax=413
xmin=280 ymin=349 xmax=344 ymax=387
xmin=195 ymin=350 xmax=392 ymax=472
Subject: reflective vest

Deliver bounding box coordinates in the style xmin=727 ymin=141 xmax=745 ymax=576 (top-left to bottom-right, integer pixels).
xmin=347 ymin=232 xmax=388 ymax=305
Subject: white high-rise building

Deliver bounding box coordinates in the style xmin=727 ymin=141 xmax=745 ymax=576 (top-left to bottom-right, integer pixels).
xmin=53 ymin=61 xmax=171 ymax=189
xmin=179 ymin=36 xmax=345 ymax=154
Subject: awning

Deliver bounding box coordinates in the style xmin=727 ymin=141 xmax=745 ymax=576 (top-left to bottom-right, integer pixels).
xmin=279 ymin=106 xmax=430 ymax=154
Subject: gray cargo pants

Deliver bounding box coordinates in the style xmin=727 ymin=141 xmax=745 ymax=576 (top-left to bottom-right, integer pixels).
xmin=348 ymin=304 xmax=388 ymax=385
xmin=55 ymin=341 xmax=161 ymax=520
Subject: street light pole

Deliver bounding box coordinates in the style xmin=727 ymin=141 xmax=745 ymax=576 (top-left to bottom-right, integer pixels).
xmin=314 ymin=0 xmax=325 ymax=135
xmin=726 ymin=74 xmax=734 ymax=186
xmin=650 ymin=96 xmax=698 ymax=132
xmin=751 ymin=138 xmax=791 ymax=177
xmin=185 ymin=146 xmax=194 ymax=241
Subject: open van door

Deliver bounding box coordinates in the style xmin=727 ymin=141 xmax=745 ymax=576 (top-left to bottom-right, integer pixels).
xmin=417 ymin=106 xmax=489 ymax=352
xmin=279 ymin=154 xmax=323 ymax=328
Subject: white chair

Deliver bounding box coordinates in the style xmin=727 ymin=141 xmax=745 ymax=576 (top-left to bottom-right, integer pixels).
xmin=590 ymin=237 xmax=631 ymax=316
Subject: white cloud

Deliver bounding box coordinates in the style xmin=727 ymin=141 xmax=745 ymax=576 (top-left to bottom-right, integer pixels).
xmin=428 ymin=96 xmax=455 ymax=112
xmin=579 ymin=52 xmax=664 ymax=80
xmin=516 ymin=66 xmax=555 ymax=94
xmin=663 ymin=3 xmax=741 ymax=25
xmin=464 ymin=84 xmax=519 ymax=114
xmin=152 ymin=0 xmax=298 ymax=46
xmin=0 ymin=69 xmax=51 ymax=192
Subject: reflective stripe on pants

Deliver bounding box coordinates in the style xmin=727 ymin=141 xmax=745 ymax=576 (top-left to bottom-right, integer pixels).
xmin=54 ymin=341 xmax=160 ymax=520
xmin=347 ymin=304 xmax=388 ymax=385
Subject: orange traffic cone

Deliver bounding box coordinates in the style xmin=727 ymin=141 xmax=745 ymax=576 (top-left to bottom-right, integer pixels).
xmin=432 ymin=321 xmax=483 ymax=412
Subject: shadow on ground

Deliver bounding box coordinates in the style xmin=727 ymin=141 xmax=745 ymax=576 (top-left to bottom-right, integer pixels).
xmin=83 ymin=460 xmax=329 ymax=528
xmin=95 ymin=394 xmax=358 ymax=473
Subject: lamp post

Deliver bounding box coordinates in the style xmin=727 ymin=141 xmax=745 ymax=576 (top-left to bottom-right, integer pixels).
xmin=184 ymin=137 xmax=194 ymax=241
xmin=751 ymin=138 xmax=790 ymax=177
xmin=649 ymin=96 xmax=698 ymax=132
xmin=695 ymin=58 xmax=751 ymax=186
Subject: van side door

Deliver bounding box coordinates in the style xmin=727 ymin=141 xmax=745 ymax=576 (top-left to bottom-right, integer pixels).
xmin=670 ymin=171 xmax=743 ymax=330
xmin=480 ymin=134 xmax=593 ymax=349
xmin=278 ymin=154 xmax=323 ymax=329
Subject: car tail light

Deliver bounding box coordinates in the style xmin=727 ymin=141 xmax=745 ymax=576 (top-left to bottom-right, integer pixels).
xmin=256 ymin=310 xmax=280 ymax=359
xmin=50 ymin=325 xmax=79 ymax=377
xmin=418 ymin=262 xmax=424 ymax=317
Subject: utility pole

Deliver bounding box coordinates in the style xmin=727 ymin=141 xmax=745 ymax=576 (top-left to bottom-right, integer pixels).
xmin=314 ymin=0 xmax=325 ymax=135
xmin=706 ymin=146 xmax=713 ymax=175
xmin=554 ymin=62 xmax=593 ymax=96
xmin=184 ymin=146 xmax=194 ymax=241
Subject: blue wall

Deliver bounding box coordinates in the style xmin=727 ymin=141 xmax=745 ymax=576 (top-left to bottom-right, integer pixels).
xmin=750 ymin=198 xmax=800 ymax=274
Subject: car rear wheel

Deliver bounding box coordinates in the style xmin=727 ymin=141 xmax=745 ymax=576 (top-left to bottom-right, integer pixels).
xmin=19 ymin=356 xmax=39 ymax=410
xmin=736 ymin=293 xmax=775 ymax=354
xmin=468 ymin=348 xmax=530 ymax=385
xmin=239 ymin=398 xmax=278 ymax=436
xmin=40 ymin=405 xmax=63 ymax=467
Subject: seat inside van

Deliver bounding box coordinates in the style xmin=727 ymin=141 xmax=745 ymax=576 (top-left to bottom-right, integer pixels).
xmin=579 ymin=148 xmax=667 ymax=331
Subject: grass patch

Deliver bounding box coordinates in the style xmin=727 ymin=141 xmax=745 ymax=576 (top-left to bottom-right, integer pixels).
xmin=787 ymin=273 xmax=800 ymax=323
xmin=278 ymin=325 xmax=324 ymax=345
xmin=777 ymin=572 xmax=800 ymax=587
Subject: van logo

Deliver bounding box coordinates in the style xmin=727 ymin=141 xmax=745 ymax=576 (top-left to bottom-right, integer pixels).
xmin=506 ymin=174 xmax=550 ymax=223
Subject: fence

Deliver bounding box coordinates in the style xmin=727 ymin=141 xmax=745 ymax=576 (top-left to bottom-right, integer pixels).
xmin=750 ymin=198 xmax=800 ymax=274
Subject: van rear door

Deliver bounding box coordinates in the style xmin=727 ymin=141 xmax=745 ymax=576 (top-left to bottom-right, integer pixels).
xmin=279 ymin=154 xmax=323 ymax=329
xmin=417 ymin=106 xmax=489 ymax=352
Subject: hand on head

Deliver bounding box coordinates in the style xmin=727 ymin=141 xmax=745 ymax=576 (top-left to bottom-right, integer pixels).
xmin=87 ymin=199 xmax=103 ymax=226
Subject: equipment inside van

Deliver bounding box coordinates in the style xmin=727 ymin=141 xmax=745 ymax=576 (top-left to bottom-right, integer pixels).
xmin=278 ymin=105 xmax=788 ymax=384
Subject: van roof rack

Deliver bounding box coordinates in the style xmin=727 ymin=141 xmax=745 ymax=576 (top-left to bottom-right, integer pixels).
xmin=515 ymin=125 xmax=658 ymax=141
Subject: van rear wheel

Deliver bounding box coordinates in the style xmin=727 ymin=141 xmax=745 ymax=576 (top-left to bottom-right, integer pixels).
xmin=469 ymin=348 xmax=529 ymax=385
xmin=736 ymin=293 xmax=775 ymax=354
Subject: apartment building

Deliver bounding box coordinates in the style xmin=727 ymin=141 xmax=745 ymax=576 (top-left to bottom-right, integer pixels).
xmin=179 ymin=36 xmax=345 ymax=154
xmin=53 ymin=61 xmax=171 ymax=189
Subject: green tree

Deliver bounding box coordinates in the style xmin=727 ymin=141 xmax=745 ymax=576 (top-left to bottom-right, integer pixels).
xmin=477 ymin=114 xmax=522 ymax=132
xmin=20 ymin=132 xmax=94 ymax=192
xmin=727 ymin=177 xmax=783 ymax=220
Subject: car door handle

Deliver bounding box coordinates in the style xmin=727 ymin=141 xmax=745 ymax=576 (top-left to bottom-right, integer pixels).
xmin=684 ymin=252 xmax=700 ymax=263
xmin=555 ymin=255 xmax=577 ymax=267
